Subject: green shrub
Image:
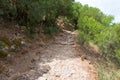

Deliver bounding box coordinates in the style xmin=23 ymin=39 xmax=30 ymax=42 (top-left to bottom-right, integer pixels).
xmin=0 ymin=39 xmax=9 ymax=57
xmin=94 ymin=24 xmax=120 ymax=63
xmin=0 ymin=0 xmax=16 ymax=19
xmin=0 ymin=37 xmax=25 ymax=57
xmin=74 ymin=2 xmax=120 ymax=64
xmin=0 ymin=0 xmax=74 ymax=34
xmin=78 ymin=16 xmax=104 ymax=44
xmin=43 ymin=25 xmax=59 ymax=35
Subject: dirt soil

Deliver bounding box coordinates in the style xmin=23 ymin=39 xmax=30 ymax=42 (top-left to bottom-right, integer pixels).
xmin=0 ymin=23 xmax=98 ymax=80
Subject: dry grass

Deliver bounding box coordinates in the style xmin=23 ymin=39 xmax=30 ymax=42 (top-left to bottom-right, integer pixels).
xmin=96 ymin=60 xmax=120 ymax=80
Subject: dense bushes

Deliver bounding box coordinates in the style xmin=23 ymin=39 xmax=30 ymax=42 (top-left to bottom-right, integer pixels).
xmin=74 ymin=3 xmax=114 ymax=44
xmin=0 ymin=0 xmax=74 ymax=56
xmin=0 ymin=0 xmax=16 ymax=19
xmin=0 ymin=0 xmax=74 ymax=34
xmin=94 ymin=24 xmax=120 ymax=63
xmin=71 ymin=2 xmax=120 ymax=64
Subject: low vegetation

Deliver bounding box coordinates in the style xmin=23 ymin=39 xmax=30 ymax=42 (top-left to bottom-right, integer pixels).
xmin=96 ymin=60 xmax=120 ymax=80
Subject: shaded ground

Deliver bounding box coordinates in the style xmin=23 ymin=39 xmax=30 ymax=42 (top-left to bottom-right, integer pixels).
xmin=0 ymin=22 xmax=97 ymax=80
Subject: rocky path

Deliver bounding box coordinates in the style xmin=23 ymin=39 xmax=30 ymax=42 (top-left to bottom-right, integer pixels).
xmin=0 ymin=30 xmax=97 ymax=80
xmin=35 ymin=30 xmax=97 ymax=80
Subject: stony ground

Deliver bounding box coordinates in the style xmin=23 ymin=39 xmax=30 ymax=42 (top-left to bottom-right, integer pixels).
xmin=0 ymin=26 xmax=97 ymax=80
xmin=35 ymin=30 xmax=97 ymax=80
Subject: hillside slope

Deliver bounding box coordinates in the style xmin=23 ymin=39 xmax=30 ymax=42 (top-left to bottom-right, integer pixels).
xmin=0 ymin=23 xmax=97 ymax=80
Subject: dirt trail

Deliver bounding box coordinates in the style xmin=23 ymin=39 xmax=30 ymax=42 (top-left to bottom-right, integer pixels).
xmin=35 ymin=30 xmax=97 ymax=80
xmin=0 ymin=29 xmax=97 ymax=80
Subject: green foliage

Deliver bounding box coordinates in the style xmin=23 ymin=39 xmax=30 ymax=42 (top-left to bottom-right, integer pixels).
xmin=43 ymin=26 xmax=59 ymax=35
xmin=0 ymin=38 xmax=9 ymax=57
xmin=115 ymin=49 xmax=120 ymax=60
xmin=78 ymin=16 xmax=104 ymax=43
xmin=0 ymin=0 xmax=74 ymax=34
xmin=94 ymin=24 xmax=120 ymax=63
xmin=71 ymin=2 xmax=82 ymax=29
xmin=94 ymin=26 xmax=117 ymax=55
xmin=0 ymin=0 xmax=16 ymax=18
xmin=72 ymin=2 xmax=120 ymax=64
xmin=0 ymin=37 xmax=11 ymax=47
xmin=71 ymin=2 xmax=114 ymax=29
xmin=0 ymin=36 xmax=24 ymax=57
xmin=0 ymin=50 xmax=8 ymax=57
